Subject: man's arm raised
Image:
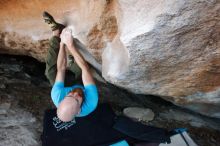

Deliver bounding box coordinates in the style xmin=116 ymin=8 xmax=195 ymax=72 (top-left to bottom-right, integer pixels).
xmin=55 ymin=42 xmax=67 ymax=83
xmin=60 ymin=28 xmax=95 ymax=86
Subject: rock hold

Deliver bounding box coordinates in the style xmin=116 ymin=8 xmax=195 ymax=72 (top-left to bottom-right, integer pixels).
xmin=123 ymin=107 xmax=155 ymax=122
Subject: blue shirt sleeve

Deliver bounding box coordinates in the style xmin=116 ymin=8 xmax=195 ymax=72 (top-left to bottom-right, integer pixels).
xmin=51 ymin=81 xmax=66 ymax=107
xmin=78 ymin=84 xmax=98 ymax=117
xmin=110 ymin=140 xmax=129 ymax=146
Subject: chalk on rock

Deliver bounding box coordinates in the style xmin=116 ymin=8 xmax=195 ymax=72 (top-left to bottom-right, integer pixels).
xmin=123 ymin=107 xmax=155 ymax=122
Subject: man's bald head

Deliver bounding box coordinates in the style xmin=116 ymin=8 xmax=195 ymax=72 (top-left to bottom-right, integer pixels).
xmin=57 ymin=89 xmax=83 ymax=122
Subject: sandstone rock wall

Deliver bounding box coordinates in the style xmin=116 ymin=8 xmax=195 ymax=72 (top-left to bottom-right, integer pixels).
xmin=0 ymin=0 xmax=220 ymax=118
xmin=112 ymin=0 xmax=220 ymax=118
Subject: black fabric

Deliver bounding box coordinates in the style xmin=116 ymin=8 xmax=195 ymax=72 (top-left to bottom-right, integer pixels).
xmin=134 ymin=143 xmax=159 ymax=146
xmin=113 ymin=116 xmax=170 ymax=143
xmin=41 ymin=104 xmax=125 ymax=146
xmin=41 ymin=104 xmax=171 ymax=146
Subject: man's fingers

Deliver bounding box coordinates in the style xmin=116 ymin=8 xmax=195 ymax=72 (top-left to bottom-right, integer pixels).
xmin=60 ymin=28 xmax=73 ymax=48
xmin=66 ymin=28 xmax=72 ymax=34
xmin=61 ymin=28 xmax=66 ymax=34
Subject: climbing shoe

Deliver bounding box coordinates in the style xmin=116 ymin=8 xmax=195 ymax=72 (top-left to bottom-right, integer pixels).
xmin=43 ymin=11 xmax=65 ymax=31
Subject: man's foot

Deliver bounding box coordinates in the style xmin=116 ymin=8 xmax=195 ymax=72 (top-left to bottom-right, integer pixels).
xmin=43 ymin=11 xmax=65 ymax=31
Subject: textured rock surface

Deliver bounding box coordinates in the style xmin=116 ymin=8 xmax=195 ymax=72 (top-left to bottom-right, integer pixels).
xmin=0 ymin=0 xmax=107 ymax=63
xmin=0 ymin=55 xmax=220 ymax=146
xmin=0 ymin=55 xmax=52 ymax=146
xmin=0 ymin=0 xmax=220 ymax=118
xmin=103 ymin=0 xmax=220 ymax=118
xmin=123 ymin=107 xmax=155 ymax=122
xmin=0 ymin=102 xmax=39 ymax=146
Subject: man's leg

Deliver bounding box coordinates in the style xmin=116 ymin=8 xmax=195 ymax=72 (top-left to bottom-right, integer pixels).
xmin=45 ymin=37 xmax=82 ymax=85
xmin=43 ymin=11 xmax=81 ymax=85
xmin=45 ymin=36 xmax=60 ymax=85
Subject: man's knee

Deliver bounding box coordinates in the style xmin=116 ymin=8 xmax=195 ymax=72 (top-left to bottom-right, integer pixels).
xmin=45 ymin=70 xmax=56 ymax=86
xmin=49 ymin=36 xmax=61 ymax=48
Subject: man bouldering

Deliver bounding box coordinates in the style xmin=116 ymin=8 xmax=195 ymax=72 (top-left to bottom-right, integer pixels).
xmin=43 ymin=11 xmax=98 ymax=122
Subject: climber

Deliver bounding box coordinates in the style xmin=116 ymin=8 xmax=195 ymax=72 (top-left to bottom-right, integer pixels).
xmin=43 ymin=11 xmax=98 ymax=122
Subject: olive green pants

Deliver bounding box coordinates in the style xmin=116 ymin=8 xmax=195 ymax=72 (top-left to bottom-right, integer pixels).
xmin=45 ymin=36 xmax=81 ymax=85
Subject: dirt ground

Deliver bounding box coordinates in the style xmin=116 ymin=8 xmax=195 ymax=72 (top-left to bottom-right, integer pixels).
xmin=0 ymin=54 xmax=220 ymax=146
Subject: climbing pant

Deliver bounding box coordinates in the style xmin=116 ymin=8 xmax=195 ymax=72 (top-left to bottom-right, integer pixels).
xmin=45 ymin=36 xmax=81 ymax=86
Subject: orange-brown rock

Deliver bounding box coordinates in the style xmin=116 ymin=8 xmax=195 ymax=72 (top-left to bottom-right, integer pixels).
xmin=0 ymin=0 xmax=220 ymax=118
xmin=0 ymin=0 xmax=108 ymax=62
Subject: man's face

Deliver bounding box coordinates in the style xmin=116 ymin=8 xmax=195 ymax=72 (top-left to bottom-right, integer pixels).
xmin=65 ymin=91 xmax=82 ymax=115
xmin=57 ymin=89 xmax=84 ymax=122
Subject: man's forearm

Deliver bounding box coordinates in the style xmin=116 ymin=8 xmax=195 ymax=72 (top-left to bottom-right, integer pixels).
xmin=55 ymin=43 xmax=66 ymax=82
xmin=60 ymin=28 xmax=95 ymax=85
xmin=68 ymin=44 xmax=95 ymax=85
xmin=57 ymin=43 xmax=66 ymax=71
xmin=68 ymin=45 xmax=89 ymax=71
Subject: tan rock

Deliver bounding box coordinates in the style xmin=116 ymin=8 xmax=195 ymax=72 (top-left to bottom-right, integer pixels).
xmin=123 ymin=107 xmax=155 ymax=122
xmin=0 ymin=0 xmax=220 ymax=118
xmin=103 ymin=0 xmax=220 ymax=118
